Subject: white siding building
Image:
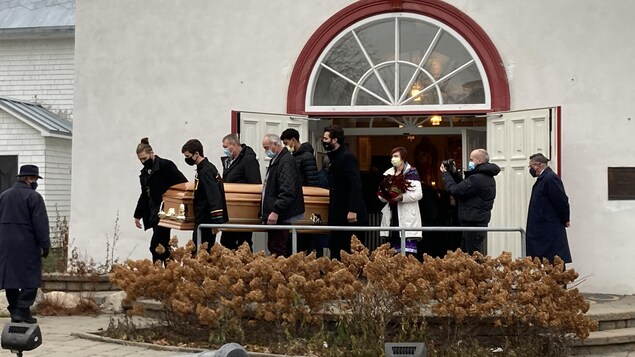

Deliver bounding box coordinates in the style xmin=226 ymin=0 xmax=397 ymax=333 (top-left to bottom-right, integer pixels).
xmin=71 ymin=0 xmax=635 ymax=294
xmin=0 ymin=0 xmax=75 ymax=245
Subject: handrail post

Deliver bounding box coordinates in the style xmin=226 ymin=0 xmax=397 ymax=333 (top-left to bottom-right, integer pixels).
xmin=400 ymin=229 xmax=406 ymax=255
xmin=291 ymin=228 xmax=298 ymax=254
xmin=520 ymin=228 xmax=526 ymax=258
xmin=196 ymin=225 xmax=202 ymax=254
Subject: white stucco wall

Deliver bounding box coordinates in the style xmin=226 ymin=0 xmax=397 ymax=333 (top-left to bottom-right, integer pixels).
xmin=73 ymin=0 xmax=635 ymax=293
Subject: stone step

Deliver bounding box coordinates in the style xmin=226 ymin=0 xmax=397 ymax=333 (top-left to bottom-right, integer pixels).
xmin=572 ymin=327 xmax=635 ymax=355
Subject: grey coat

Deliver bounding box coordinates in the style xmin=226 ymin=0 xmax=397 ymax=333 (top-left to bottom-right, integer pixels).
xmin=0 ymin=182 xmax=50 ymax=289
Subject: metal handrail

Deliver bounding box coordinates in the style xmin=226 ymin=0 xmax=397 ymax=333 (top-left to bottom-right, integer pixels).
xmin=196 ymin=223 xmax=526 ymax=257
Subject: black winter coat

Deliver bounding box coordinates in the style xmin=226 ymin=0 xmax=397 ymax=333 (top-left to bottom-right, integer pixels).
xmin=442 ymin=162 xmax=500 ymax=225
xmin=194 ymin=158 xmax=229 ymax=225
xmin=0 ymin=182 xmax=50 ymax=288
xmin=262 ymin=148 xmax=305 ymax=223
xmin=526 ymin=167 xmax=572 ymax=263
xmin=327 ymin=146 xmax=368 ymax=225
xmin=134 ymin=155 xmax=188 ymax=230
xmin=293 ymin=142 xmax=319 ymax=186
xmin=221 ymin=144 xmax=262 ymax=184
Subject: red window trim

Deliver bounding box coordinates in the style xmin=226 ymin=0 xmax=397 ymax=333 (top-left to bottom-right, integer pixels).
xmin=286 ymin=0 xmax=510 ymax=115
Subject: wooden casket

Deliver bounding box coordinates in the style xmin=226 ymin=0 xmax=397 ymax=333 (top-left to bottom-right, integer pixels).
xmin=158 ymin=182 xmax=329 ymax=232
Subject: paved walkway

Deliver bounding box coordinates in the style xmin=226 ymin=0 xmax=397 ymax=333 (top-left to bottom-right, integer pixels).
xmin=0 ymin=315 xmax=182 ymax=357
xmin=0 ymin=293 xmax=633 ymax=356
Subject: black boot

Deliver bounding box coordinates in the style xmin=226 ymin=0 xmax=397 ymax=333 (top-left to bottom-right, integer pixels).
xmin=11 ymin=308 xmax=37 ymax=324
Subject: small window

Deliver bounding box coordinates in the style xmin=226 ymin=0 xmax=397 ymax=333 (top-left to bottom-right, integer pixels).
xmin=307 ymin=13 xmax=490 ymax=112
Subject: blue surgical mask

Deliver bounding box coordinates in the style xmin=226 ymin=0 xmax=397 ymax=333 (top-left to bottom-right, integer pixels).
xmin=223 ymin=148 xmax=231 ymax=157
xmin=468 ymin=161 xmax=476 ymax=171
xmin=265 ymin=150 xmax=276 ymax=159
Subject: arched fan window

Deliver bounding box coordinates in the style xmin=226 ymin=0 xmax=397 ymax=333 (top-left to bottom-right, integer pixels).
xmin=306 ymin=13 xmax=490 ymax=112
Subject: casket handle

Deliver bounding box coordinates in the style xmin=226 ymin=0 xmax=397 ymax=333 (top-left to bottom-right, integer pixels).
xmin=157 ymin=201 xmax=166 ymax=219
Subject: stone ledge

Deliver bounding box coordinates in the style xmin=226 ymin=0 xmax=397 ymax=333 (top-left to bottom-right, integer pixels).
xmin=71 ymin=331 xmax=304 ymax=356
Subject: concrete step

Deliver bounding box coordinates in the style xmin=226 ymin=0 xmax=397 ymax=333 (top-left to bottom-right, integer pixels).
xmin=572 ymin=327 xmax=635 ymax=355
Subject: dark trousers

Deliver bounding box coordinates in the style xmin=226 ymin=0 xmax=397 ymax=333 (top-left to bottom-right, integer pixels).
xmin=461 ymin=222 xmax=487 ymax=254
xmin=268 ymin=229 xmax=289 ymax=257
xmin=192 ymin=224 xmax=217 ymax=253
xmin=5 ymin=288 xmax=38 ymax=313
xmin=294 ymin=233 xmax=313 ymax=255
xmin=150 ymin=225 xmax=171 ymax=263
xmin=329 ymin=229 xmax=365 ymax=261
xmin=220 ymin=231 xmax=253 ymax=251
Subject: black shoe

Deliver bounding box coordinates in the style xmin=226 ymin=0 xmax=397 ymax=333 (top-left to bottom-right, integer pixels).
xmin=11 ymin=309 xmax=37 ymax=324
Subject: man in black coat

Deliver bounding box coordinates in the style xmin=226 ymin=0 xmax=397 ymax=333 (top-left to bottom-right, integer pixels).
xmin=182 ymin=139 xmax=229 ymax=253
xmin=441 ymin=149 xmax=500 ymax=254
xmin=526 ymin=153 xmax=571 ymax=264
xmin=281 ymin=128 xmax=319 ymax=255
xmin=220 ymin=134 xmax=261 ymax=250
xmin=134 ymin=138 xmax=187 ymax=263
xmin=280 ymin=128 xmax=319 ymax=186
xmin=0 ymin=164 xmax=50 ymax=323
xmin=261 ymin=133 xmax=305 ymax=257
xmin=323 ymin=125 xmax=367 ymax=260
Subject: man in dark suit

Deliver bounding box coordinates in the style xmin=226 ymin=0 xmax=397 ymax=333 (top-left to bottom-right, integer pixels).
xmin=261 ymin=133 xmax=304 ymax=257
xmin=0 ymin=164 xmax=50 ymax=323
xmin=182 ymin=139 xmax=228 ymax=252
xmin=220 ymin=134 xmax=261 ymax=250
xmin=526 ymin=153 xmax=571 ymax=264
xmin=322 ymin=125 xmax=367 ymax=260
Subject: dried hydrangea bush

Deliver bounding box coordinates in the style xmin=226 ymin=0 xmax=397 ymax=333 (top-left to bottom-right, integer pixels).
xmin=109 ymin=236 xmax=595 ymax=356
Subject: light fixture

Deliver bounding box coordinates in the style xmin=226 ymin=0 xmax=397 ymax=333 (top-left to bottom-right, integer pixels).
xmin=407 ymin=135 xmax=415 ymax=142
xmin=410 ymin=82 xmax=422 ymax=102
xmin=430 ymin=115 xmax=442 ymax=126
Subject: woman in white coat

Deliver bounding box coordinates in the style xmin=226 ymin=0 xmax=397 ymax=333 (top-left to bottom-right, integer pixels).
xmin=378 ymin=147 xmax=423 ymax=254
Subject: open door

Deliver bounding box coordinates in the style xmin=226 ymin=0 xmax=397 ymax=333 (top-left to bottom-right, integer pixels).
xmin=234 ymin=111 xmax=309 ymax=180
xmin=486 ymin=107 xmax=560 ymax=258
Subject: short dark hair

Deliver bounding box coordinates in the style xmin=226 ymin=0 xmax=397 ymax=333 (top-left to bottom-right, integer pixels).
xmin=529 ymin=153 xmax=549 ymax=164
xmin=280 ymin=128 xmax=300 ymax=141
xmin=182 ymin=139 xmax=204 ymax=157
xmin=324 ymin=125 xmax=344 ymax=144
xmin=391 ymin=147 xmax=407 ymax=162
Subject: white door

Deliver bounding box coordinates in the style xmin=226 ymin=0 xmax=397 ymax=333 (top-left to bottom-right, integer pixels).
xmin=486 ymin=107 xmax=559 ymax=258
xmin=235 ymin=111 xmax=309 ymax=253
xmin=236 ymin=111 xmax=309 ymax=180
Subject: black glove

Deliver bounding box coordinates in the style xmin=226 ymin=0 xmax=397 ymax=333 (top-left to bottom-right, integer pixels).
xmin=41 ymin=247 xmax=50 ymax=258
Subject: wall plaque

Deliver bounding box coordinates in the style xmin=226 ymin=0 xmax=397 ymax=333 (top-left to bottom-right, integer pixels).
xmin=608 ymin=167 xmax=635 ymax=200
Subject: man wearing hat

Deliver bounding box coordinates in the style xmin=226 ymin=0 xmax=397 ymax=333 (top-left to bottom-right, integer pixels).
xmin=526 ymin=153 xmax=572 ymax=264
xmin=0 ymin=164 xmax=50 ymax=323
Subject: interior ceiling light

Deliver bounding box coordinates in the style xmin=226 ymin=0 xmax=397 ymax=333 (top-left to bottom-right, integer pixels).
xmin=430 ymin=115 xmax=442 ymax=126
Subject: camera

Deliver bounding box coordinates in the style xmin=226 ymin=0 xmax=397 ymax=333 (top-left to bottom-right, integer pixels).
xmin=442 ymin=159 xmax=457 ymax=173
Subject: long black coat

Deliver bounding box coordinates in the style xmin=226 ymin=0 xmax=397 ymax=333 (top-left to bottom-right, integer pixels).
xmin=221 ymin=144 xmax=262 ymax=184
xmin=134 ymin=155 xmax=187 ymax=230
xmin=262 ymin=148 xmax=305 ymax=223
xmin=327 ymin=146 xmax=368 ymax=225
xmin=442 ymin=162 xmax=500 ymax=225
xmin=292 ymin=142 xmax=319 ymax=186
xmin=526 ymin=167 xmax=572 ymax=263
xmin=0 ymin=182 xmax=50 ymax=289
xmin=194 ymin=158 xmax=229 ymax=225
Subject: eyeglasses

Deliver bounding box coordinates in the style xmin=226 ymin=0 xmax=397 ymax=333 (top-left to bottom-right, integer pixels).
xmin=528 ymin=162 xmax=541 ymax=168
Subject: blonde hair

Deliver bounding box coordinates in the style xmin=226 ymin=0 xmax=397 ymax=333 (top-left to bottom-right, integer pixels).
xmin=136 ymin=137 xmax=153 ymax=154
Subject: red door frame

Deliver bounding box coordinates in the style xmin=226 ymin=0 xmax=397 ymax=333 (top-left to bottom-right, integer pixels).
xmin=286 ymin=0 xmax=510 ymax=116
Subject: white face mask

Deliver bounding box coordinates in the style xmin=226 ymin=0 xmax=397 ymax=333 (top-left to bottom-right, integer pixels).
xmin=286 ymin=145 xmax=295 ymax=153
xmin=391 ymin=157 xmax=402 ymax=167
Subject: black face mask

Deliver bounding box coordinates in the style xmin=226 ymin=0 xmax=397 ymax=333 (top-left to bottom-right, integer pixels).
xmin=322 ymin=141 xmax=334 ymax=152
xmin=143 ymin=158 xmax=153 ymax=169
xmin=185 ymin=156 xmax=196 ymax=166
xmin=30 ymin=182 xmax=38 ymax=190
xmin=529 ymin=167 xmax=537 ymax=177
